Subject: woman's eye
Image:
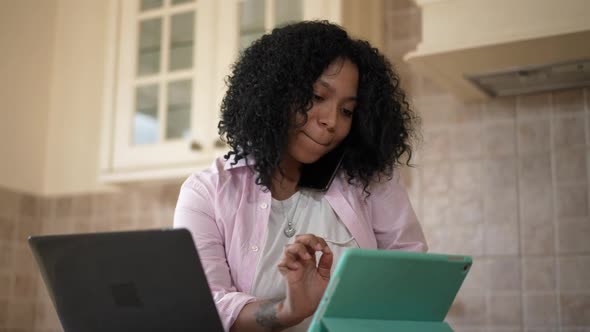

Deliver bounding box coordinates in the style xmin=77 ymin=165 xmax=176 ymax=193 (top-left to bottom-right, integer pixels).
xmin=313 ymin=94 xmax=325 ymax=102
xmin=342 ymin=108 xmax=354 ymax=117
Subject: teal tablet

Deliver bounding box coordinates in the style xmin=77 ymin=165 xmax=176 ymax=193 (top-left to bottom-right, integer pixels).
xmin=308 ymin=248 xmax=472 ymax=332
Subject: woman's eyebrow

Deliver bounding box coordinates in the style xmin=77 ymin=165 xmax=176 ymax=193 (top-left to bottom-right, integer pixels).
xmin=317 ymin=79 xmax=334 ymax=91
xmin=317 ymin=79 xmax=358 ymax=101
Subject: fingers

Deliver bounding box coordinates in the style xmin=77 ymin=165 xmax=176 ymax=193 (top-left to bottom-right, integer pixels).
xmin=294 ymin=234 xmax=333 ymax=280
xmin=278 ymin=234 xmax=335 ymax=277
xmin=294 ymin=234 xmax=332 ymax=255
xmin=286 ymin=242 xmax=313 ymax=261
xmin=317 ymin=250 xmax=333 ymax=280
xmin=278 ymin=243 xmax=314 ymax=271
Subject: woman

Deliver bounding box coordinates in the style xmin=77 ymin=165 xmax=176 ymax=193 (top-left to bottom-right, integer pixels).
xmin=174 ymin=21 xmax=427 ymax=332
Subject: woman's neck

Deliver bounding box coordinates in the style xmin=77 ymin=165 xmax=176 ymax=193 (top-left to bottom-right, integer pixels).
xmin=271 ymin=155 xmax=301 ymax=200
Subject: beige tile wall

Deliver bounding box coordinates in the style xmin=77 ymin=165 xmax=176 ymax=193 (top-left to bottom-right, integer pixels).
xmin=386 ymin=1 xmax=590 ymax=331
xmin=0 ymin=183 xmax=181 ymax=332
xmin=2 ymin=91 xmax=586 ymax=332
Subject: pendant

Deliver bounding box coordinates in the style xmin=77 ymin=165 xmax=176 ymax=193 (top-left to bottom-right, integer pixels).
xmin=284 ymin=224 xmax=296 ymax=238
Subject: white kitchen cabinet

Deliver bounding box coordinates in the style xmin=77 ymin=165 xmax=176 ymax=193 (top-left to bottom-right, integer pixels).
xmin=102 ymin=0 xmax=217 ymax=182
xmin=100 ymin=0 xmax=382 ymax=182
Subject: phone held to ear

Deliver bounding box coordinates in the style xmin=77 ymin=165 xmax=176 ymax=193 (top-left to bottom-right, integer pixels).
xmin=298 ymin=147 xmax=345 ymax=192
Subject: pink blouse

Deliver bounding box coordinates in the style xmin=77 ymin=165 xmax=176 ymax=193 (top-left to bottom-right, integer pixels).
xmin=173 ymin=156 xmax=427 ymax=331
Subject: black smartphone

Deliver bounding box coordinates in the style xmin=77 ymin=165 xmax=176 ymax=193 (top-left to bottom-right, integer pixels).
xmin=298 ymin=147 xmax=345 ymax=191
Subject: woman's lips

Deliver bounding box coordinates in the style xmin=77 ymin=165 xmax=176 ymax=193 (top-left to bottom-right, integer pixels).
xmin=302 ymin=131 xmax=331 ymax=146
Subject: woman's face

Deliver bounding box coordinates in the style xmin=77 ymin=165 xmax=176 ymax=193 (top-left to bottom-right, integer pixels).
xmin=285 ymin=58 xmax=359 ymax=165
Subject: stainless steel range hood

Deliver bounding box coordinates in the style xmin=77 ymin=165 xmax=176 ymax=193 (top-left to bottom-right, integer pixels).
xmin=404 ymin=0 xmax=590 ymax=101
xmin=466 ymin=58 xmax=590 ymax=98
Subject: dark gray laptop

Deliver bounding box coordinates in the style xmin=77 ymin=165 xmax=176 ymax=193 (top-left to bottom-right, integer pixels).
xmin=28 ymin=228 xmax=224 ymax=332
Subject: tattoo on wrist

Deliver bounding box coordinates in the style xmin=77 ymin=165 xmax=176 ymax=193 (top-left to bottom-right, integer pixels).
xmin=255 ymin=299 xmax=284 ymax=330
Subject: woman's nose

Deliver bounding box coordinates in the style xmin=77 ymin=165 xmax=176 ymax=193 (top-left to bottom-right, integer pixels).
xmin=318 ymin=104 xmax=338 ymax=131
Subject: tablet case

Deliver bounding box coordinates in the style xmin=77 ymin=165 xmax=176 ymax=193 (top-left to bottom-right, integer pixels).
xmin=308 ymin=248 xmax=472 ymax=332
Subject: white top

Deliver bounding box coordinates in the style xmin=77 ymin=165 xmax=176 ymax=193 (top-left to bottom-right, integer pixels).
xmin=250 ymin=190 xmax=359 ymax=332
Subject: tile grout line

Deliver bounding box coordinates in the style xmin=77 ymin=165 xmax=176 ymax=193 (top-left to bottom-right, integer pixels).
xmin=549 ymin=92 xmax=563 ymax=331
xmin=481 ymin=101 xmax=492 ymax=330
xmin=515 ymin=95 xmax=525 ymax=331
xmin=585 ymin=88 xmax=590 ymax=223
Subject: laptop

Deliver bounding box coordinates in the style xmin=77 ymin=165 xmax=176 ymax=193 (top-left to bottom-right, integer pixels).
xmin=308 ymin=248 xmax=472 ymax=332
xmin=28 ymin=228 xmax=224 ymax=332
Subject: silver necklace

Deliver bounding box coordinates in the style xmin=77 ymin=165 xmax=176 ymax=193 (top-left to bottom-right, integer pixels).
xmin=280 ymin=192 xmax=301 ymax=238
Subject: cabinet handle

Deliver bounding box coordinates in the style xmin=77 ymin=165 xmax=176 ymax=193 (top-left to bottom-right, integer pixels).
xmin=190 ymin=141 xmax=203 ymax=151
xmin=214 ymin=138 xmax=226 ymax=148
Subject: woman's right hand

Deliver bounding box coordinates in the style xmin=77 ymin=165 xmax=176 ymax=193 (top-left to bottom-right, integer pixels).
xmin=276 ymin=234 xmax=333 ymax=325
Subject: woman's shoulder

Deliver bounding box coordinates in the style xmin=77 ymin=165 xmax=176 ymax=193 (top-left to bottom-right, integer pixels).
xmin=183 ymin=155 xmax=254 ymax=192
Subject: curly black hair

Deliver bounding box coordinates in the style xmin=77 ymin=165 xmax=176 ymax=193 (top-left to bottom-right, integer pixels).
xmin=218 ymin=20 xmax=419 ymax=193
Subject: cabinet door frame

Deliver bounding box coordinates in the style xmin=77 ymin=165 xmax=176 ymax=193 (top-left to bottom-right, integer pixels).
xmin=103 ymin=0 xmax=217 ymax=174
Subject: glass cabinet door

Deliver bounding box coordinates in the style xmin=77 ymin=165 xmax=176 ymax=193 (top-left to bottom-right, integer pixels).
xmin=238 ymin=0 xmax=302 ymax=50
xmin=114 ymin=0 xmax=216 ymax=169
xmin=275 ymin=0 xmax=302 ymax=27
xmin=134 ymin=0 xmax=194 ymax=147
